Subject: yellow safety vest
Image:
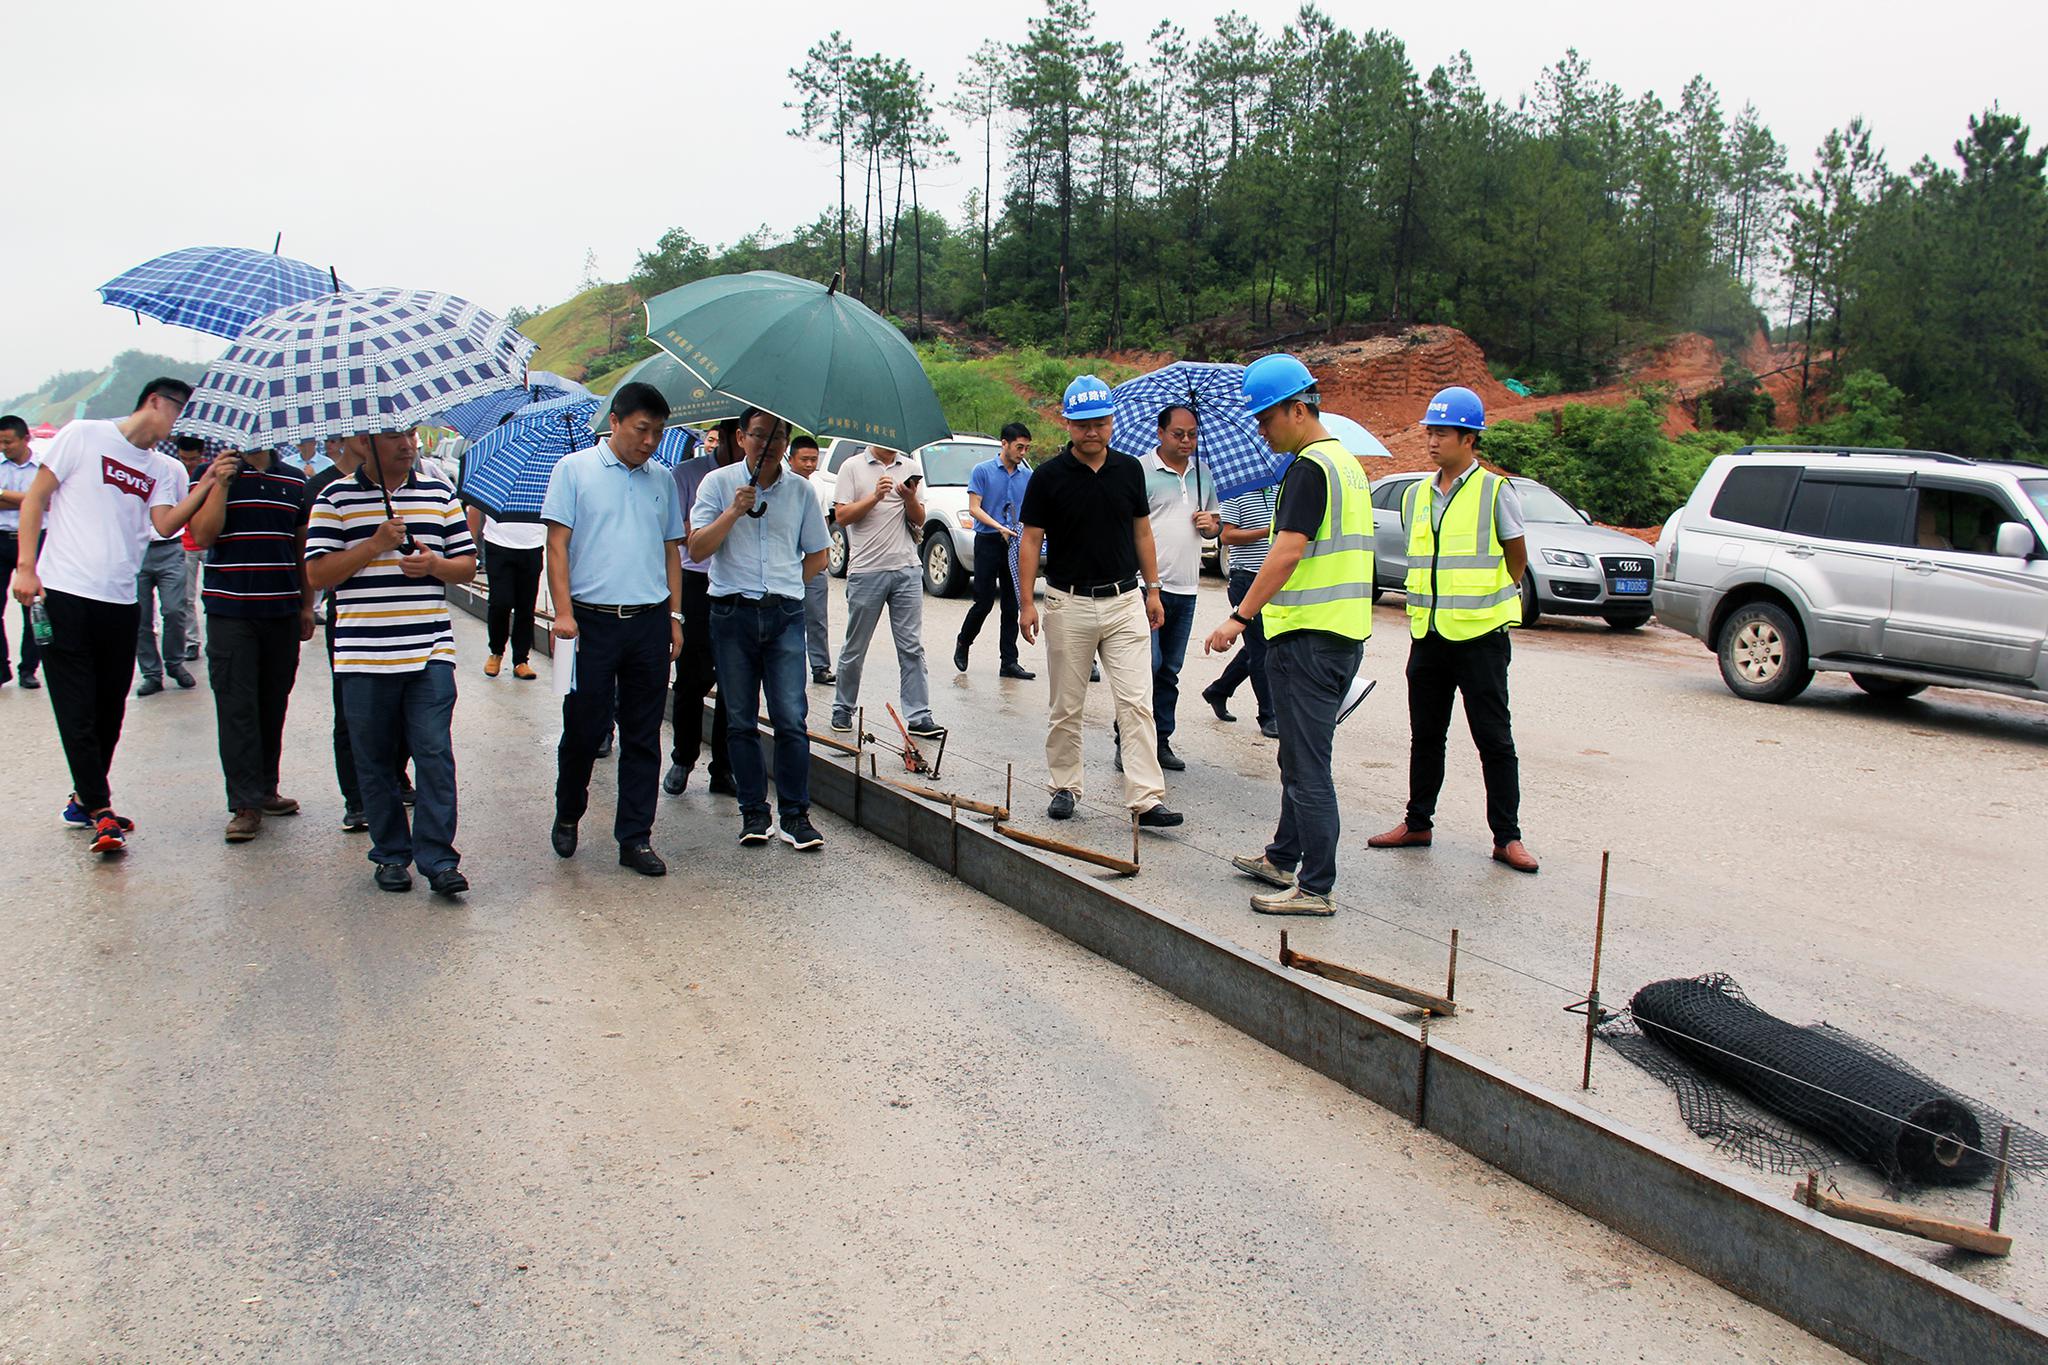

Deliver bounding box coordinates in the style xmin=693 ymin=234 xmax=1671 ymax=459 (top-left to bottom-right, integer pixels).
xmin=1404 ymin=469 xmax=1520 ymax=640
xmin=1262 ymin=440 xmax=1374 ymax=642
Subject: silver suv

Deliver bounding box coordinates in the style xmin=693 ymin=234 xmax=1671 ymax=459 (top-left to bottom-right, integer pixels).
xmin=1653 ymin=446 xmax=2048 ymax=703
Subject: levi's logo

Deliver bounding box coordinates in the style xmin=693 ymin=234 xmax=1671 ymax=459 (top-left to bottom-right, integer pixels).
xmin=102 ymin=456 xmax=156 ymax=501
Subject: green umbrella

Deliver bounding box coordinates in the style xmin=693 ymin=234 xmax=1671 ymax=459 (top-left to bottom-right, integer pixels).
xmin=588 ymin=350 xmax=752 ymax=433
xmin=643 ymin=270 xmax=949 ymax=453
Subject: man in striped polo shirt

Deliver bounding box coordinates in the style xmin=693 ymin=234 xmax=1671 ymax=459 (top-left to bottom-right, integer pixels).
xmin=189 ymin=445 xmax=314 ymax=843
xmin=1201 ymin=483 xmax=1281 ymax=739
xmin=305 ymin=429 xmax=477 ymax=897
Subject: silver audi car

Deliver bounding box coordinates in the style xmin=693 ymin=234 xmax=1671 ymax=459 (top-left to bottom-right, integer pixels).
xmin=1369 ymin=472 xmax=1657 ymax=629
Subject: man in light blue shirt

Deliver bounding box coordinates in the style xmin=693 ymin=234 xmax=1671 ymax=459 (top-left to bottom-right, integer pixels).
xmin=953 ymin=421 xmax=1035 ymax=680
xmin=689 ymin=407 xmax=831 ymax=852
xmin=542 ymin=381 xmax=686 ymax=877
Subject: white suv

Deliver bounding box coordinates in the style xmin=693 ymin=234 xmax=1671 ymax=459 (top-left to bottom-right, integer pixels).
xmin=1653 ymin=446 xmax=2048 ymax=703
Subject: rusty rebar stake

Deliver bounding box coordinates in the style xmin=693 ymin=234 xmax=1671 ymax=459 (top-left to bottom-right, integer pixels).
xmin=1990 ymin=1124 xmax=2014 ymax=1232
xmin=1446 ymin=928 xmax=1460 ymax=1004
xmin=852 ymin=708 xmax=864 ymax=826
xmin=949 ymin=795 xmax=960 ymax=874
xmin=1415 ymin=1008 xmax=1432 ymax=1128
xmin=1582 ymin=850 xmax=1610 ymax=1090
xmin=1130 ymin=811 xmax=1140 ymax=872
xmin=1006 ymin=763 xmax=1013 ymax=820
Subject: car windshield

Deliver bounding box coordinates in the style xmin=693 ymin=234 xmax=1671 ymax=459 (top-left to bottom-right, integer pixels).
xmin=917 ymin=442 xmax=994 ymax=486
xmin=2021 ymin=480 xmax=2048 ymax=522
xmin=1508 ymin=478 xmax=1585 ymax=524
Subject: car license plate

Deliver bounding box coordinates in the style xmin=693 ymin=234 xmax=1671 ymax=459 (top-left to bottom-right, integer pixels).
xmin=1611 ymin=576 xmax=1650 ymax=595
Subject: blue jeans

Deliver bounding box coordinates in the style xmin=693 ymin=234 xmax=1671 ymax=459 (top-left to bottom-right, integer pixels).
xmin=1266 ymin=631 xmax=1363 ymax=896
xmin=1150 ymin=590 xmax=1198 ymax=741
xmin=709 ymin=595 xmax=811 ymax=822
xmin=341 ymin=662 xmax=459 ymax=874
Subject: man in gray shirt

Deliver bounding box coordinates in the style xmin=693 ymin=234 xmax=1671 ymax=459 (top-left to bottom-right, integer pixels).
xmin=829 ymin=445 xmax=941 ymax=738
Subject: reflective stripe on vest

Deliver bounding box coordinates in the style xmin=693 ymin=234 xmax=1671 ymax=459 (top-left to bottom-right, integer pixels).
xmin=1404 ymin=470 xmax=1520 ymax=641
xmin=1263 ymin=440 xmax=1374 ymax=642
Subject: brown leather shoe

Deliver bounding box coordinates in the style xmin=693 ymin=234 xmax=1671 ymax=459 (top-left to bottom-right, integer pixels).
xmin=512 ymin=661 xmax=537 ymax=680
xmin=1492 ymin=840 xmax=1540 ymax=874
xmin=1367 ymin=822 xmax=1433 ymax=849
xmin=262 ymin=793 xmax=300 ymax=816
xmin=484 ymin=653 xmax=502 ymax=677
xmin=225 ymin=809 xmax=262 ymax=843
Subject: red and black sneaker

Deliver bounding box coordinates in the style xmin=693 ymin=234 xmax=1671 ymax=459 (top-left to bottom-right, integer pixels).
xmin=90 ymin=814 xmax=131 ymax=854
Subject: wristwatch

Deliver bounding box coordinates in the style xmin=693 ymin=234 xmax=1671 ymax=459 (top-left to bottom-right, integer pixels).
xmin=1229 ymin=610 xmax=1255 ymax=628
xmin=670 ymin=611 xmax=684 ymax=623
xmin=1143 ymin=580 xmax=1162 ymax=591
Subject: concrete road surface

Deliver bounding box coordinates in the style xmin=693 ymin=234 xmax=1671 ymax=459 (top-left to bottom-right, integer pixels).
xmin=0 ymin=611 xmax=1843 ymax=1362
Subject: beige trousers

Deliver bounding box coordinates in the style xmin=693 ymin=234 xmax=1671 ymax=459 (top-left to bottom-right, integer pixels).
xmin=1042 ymin=586 xmax=1165 ymax=811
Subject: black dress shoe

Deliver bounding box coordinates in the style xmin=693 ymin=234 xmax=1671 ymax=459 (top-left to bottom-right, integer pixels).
xmin=812 ymin=667 xmax=836 ymax=684
xmin=374 ymin=862 xmax=413 ymax=892
xmin=707 ymin=770 xmax=739 ymax=797
xmin=1202 ymin=686 xmax=1236 ymax=722
xmin=953 ymin=641 xmax=969 ymax=672
xmin=1158 ymin=741 xmax=1186 ymax=771
xmin=1137 ymin=804 xmax=1185 ymax=828
xmin=551 ymin=820 xmax=578 ymax=858
xmin=1048 ymin=789 xmax=1076 ymax=820
xmin=17 ymin=671 xmax=39 ymax=690
xmin=595 ymin=731 xmax=614 ymax=758
xmin=663 ymin=763 xmax=689 ymax=795
xmin=1259 ymin=717 xmax=1280 ymax=739
xmin=999 ymin=663 xmax=1036 ymax=680
xmin=619 ymin=843 xmax=667 ymax=876
xmin=428 ymin=867 xmax=469 ymax=897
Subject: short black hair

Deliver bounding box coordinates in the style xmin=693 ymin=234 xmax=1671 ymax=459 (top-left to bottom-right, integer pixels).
xmin=135 ymin=377 xmax=193 ymax=411
xmin=609 ymin=381 xmax=670 ymax=425
xmin=999 ymin=422 xmax=1032 ymax=443
xmin=1157 ymin=404 xmax=1197 ymax=430
xmin=790 ymin=435 xmax=820 ymax=453
xmin=0 ymin=415 xmax=27 ymax=439
xmin=174 ymin=435 xmax=206 ymax=452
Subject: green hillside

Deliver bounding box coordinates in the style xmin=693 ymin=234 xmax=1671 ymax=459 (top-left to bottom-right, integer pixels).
xmin=4 ymin=350 xmax=207 ymax=425
xmin=518 ymin=285 xmax=646 ymax=381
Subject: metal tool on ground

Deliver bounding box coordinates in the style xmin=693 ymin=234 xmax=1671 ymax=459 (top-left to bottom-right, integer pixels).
xmin=1795 ymin=1173 xmax=2013 ymax=1257
xmin=1278 ymin=931 xmax=1459 ymax=1017
xmin=876 ymin=702 xmax=946 ymax=779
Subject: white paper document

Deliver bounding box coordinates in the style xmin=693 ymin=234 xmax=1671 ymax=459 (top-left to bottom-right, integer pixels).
xmin=1337 ymin=674 xmax=1376 ymax=724
xmin=553 ymin=636 xmax=577 ymax=696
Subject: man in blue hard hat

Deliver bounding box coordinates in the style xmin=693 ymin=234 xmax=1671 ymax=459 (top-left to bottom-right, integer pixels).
xmin=1367 ymin=385 xmax=1538 ymax=873
xmin=1204 ymin=355 xmax=1373 ymax=915
xmin=1016 ymin=376 xmax=1184 ymax=829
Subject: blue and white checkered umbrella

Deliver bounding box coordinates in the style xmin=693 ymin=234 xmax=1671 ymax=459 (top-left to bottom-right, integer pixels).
xmin=175 ymin=288 xmax=536 ymax=450
xmin=458 ymin=394 xmax=696 ymax=521
xmin=99 ymin=245 xmax=346 ymax=340
xmin=435 ymin=371 xmax=589 ymax=440
xmin=1106 ymin=361 xmax=1288 ymax=501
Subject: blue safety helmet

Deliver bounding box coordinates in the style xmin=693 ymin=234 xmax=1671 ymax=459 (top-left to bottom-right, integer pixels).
xmin=1062 ymin=375 xmax=1116 ymax=420
xmin=1241 ymin=353 xmax=1319 ymax=415
xmin=1420 ymin=385 xmax=1486 ymax=432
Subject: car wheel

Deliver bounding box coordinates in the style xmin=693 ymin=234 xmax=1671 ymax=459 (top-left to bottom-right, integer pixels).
xmin=1850 ymin=673 xmax=1929 ymax=701
xmin=1519 ymin=571 xmax=1541 ymax=628
xmin=1716 ymin=601 xmax=1814 ymax=703
xmin=1603 ymin=612 xmax=1649 ymax=631
xmin=922 ymin=529 xmax=966 ymax=597
xmin=828 ymin=523 xmax=849 ymax=579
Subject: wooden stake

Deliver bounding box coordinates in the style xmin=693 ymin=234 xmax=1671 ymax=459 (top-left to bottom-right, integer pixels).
xmin=1278 ymin=932 xmax=1458 ymax=1016
xmin=994 ymin=823 xmax=1139 ymax=876
xmin=870 ymin=774 xmax=1007 ymax=820
xmin=949 ymin=795 xmax=960 ymax=874
xmin=1006 ymin=763 xmax=1013 ymax=820
xmin=1795 ymin=1174 xmax=2012 ymax=1257
xmin=1446 ymin=928 xmax=1460 ymax=1004
xmin=1582 ymin=850 xmax=1610 ymax=1090
xmin=1990 ymin=1124 xmax=2013 ymax=1233
xmin=1130 ymin=811 xmax=1140 ymax=871
xmin=852 ymin=708 xmax=863 ymax=826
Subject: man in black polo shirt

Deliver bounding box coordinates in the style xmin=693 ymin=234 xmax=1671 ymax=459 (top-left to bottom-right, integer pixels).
xmin=188 ymin=443 xmax=314 ymax=842
xmin=1017 ymin=376 xmax=1183 ymax=828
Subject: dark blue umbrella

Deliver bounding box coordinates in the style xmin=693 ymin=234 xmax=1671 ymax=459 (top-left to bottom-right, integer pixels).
xmin=459 ymin=393 xmax=694 ymax=522
xmin=436 ymin=371 xmax=589 ymax=440
xmin=99 ymin=242 xmax=345 ymax=340
xmin=1106 ymin=360 xmax=1287 ymax=500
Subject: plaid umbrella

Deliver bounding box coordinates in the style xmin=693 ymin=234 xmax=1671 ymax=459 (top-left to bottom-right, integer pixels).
xmin=1105 ymin=361 xmax=1287 ymax=500
xmin=436 ymin=370 xmax=588 ymax=440
xmin=98 ymin=244 xmax=346 ymax=340
xmin=458 ymin=394 xmax=695 ymax=522
xmin=175 ymin=288 xmax=535 ymax=450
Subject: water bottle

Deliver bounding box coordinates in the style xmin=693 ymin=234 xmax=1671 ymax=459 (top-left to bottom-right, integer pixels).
xmin=30 ymin=599 xmax=51 ymax=646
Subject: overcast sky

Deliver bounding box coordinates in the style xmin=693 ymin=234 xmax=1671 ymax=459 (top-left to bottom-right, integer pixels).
xmin=5 ymin=0 xmax=2038 ymax=403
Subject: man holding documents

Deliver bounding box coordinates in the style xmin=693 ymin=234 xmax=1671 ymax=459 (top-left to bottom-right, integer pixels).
xmin=1203 ymin=355 xmax=1372 ymax=916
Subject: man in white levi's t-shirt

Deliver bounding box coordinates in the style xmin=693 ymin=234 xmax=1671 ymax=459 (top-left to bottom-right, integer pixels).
xmin=10 ymin=378 xmax=225 ymax=854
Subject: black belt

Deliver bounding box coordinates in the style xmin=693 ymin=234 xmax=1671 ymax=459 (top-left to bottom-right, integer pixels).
xmin=708 ymin=593 xmax=799 ymax=608
xmin=572 ymin=600 xmax=668 ymax=617
xmin=1048 ymin=575 xmax=1140 ymax=598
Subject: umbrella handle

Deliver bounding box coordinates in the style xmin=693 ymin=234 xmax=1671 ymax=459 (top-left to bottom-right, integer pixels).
xmin=365 ymin=440 xmax=414 ymax=554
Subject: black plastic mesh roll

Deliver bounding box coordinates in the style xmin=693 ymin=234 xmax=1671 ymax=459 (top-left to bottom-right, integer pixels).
xmin=1629 ymin=975 xmax=1991 ymax=1185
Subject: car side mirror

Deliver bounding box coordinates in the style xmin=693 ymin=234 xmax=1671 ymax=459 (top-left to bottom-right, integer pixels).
xmin=1995 ymin=521 xmax=2036 ymax=559
xmin=1577 ymin=507 xmax=1593 ymax=523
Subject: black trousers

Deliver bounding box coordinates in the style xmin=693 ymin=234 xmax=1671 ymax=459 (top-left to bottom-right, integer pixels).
xmin=956 ymin=533 xmax=1020 ymax=666
xmin=0 ymin=530 xmax=43 ymax=675
xmin=1404 ymin=628 xmax=1521 ymax=844
xmin=558 ymin=606 xmax=670 ymax=845
xmin=1210 ymin=568 xmax=1274 ymax=723
xmin=327 ymin=617 xmax=411 ymax=810
xmin=39 ymin=588 xmax=138 ymax=812
xmin=484 ymin=543 xmax=543 ymax=662
xmin=208 ymin=614 xmax=303 ymax=812
xmin=671 ymin=570 xmax=730 ymax=775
